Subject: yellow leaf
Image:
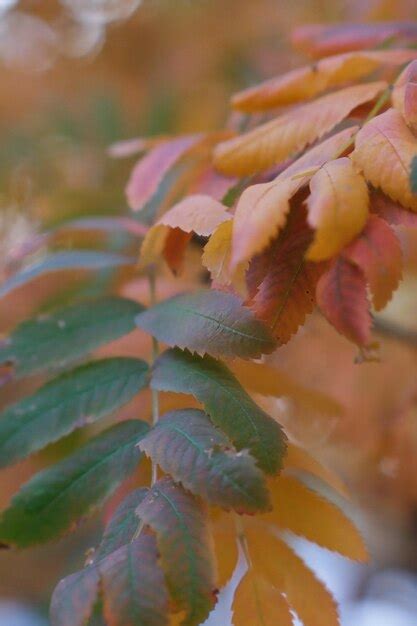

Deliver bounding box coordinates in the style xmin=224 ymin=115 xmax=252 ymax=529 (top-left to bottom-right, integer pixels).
xmin=214 ymin=81 xmax=386 ymax=176
xmin=285 ymin=444 xmax=349 ymax=499
xmin=245 ymin=521 xmax=340 ymax=626
xmin=352 ymin=108 xmax=417 ymax=211
xmin=233 ymin=50 xmax=417 ymax=112
xmin=306 ymin=157 xmax=369 ymax=260
xmin=264 ymin=475 xmax=367 ymax=560
xmin=202 ymin=221 xmax=245 ymax=293
xmin=232 ymin=570 xmax=293 ymax=626
xmin=229 ymin=127 xmax=359 ymax=271
xmin=211 ymin=512 xmax=238 ymax=588
xmin=139 ymin=194 xmax=231 ymax=268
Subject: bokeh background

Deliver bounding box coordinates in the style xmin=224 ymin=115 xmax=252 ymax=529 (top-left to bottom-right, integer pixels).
xmin=1 ymin=1 xmax=417 ymax=625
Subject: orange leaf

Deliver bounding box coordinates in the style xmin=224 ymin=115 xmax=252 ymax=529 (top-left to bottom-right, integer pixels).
xmin=342 ymin=215 xmax=402 ymax=310
xmin=211 ymin=512 xmax=238 ymax=588
xmin=213 ymin=82 xmax=386 ymax=176
xmin=247 ymin=204 xmax=324 ymax=344
xmin=306 ymin=157 xmax=369 ymax=260
xmin=232 ymin=570 xmax=294 ymax=626
xmin=392 ymin=60 xmax=417 ymax=133
xmin=316 ymin=256 xmax=371 ymax=345
xmin=285 ymin=444 xmax=349 ymax=498
xmin=233 ymin=49 xmax=417 ymax=112
xmin=229 ymin=127 xmax=359 ymax=272
xmin=139 ymin=194 xmax=231 ymax=270
xmin=352 ymin=108 xmax=417 ymax=211
xmin=245 ymin=521 xmax=340 ymax=626
xmin=264 ymin=475 xmax=367 ymax=560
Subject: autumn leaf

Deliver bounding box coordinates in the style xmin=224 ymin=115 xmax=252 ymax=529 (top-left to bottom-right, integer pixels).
xmin=233 ymin=49 xmax=417 ymax=112
xmin=306 ymin=157 xmax=369 ymax=260
xmin=392 ymin=60 xmax=417 ymax=133
xmin=139 ymin=194 xmax=231 ymax=270
xmin=213 ymin=81 xmax=385 ymax=176
xmin=316 ymin=256 xmax=371 ymax=345
xmin=232 ymin=570 xmax=293 ymax=626
xmin=342 ymin=215 xmax=402 ymax=310
xmin=211 ymin=512 xmax=238 ymax=588
xmin=352 ymin=108 xmax=417 ymax=211
xmin=285 ymin=444 xmax=348 ymax=499
xmin=371 ymin=190 xmax=417 ymax=227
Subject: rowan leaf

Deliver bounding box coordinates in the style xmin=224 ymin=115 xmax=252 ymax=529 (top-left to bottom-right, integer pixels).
xmin=50 ymin=563 xmax=100 ymax=626
xmin=247 ymin=204 xmax=324 ymax=343
xmin=316 ymin=256 xmax=371 ymax=345
xmin=233 ymin=49 xmax=417 ymax=111
xmin=151 ymin=348 xmax=286 ymax=475
xmin=352 ymin=108 xmax=417 ymax=211
xmin=0 ymin=358 xmax=149 ymax=468
xmin=135 ymin=290 xmax=276 ymax=359
xmin=229 ymin=127 xmax=359 ymax=271
xmin=392 ymin=60 xmax=417 ymax=133
xmin=306 ymin=157 xmax=369 ymax=260
xmin=370 ymin=190 xmax=417 ymax=226
xmin=202 ymin=220 xmax=236 ymax=286
xmin=126 ymin=135 xmax=203 ymax=211
xmin=232 ymin=570 xmax=293 ymax=626
xmin=139 ymin=195 xmax=231 ymax=269
xmin=213 ymin=81 xmax=386 ymax=176
xmin=136 ymin=477 xmax=217 ymax=626
xmin=342 ymin=215 xmax=402 ymax=310
xmin=189 ymin=165 xmax=238 ymax=201
xmin=0 ymin=419 xmax=149 ymax=547
xmin=264 ymin=475 xmax=367 ymax=560
xmin=0 ymin=297 xmax=144 ymax=379
xmin=211 ymin=512 xmax=238 ymax=588
xmin=0 ymin=251 xmax=134 ymax=299
xmin=245 ymin=521 xmax=340 ymax=626
xmin=139 ymin=409 xmax=270 ymax=513
xmin=285 ymin=444 xmax=348 ymax=499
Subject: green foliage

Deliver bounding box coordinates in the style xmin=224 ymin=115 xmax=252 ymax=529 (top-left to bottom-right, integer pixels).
xmin=411 ymin=154 xmax=417 ymax=194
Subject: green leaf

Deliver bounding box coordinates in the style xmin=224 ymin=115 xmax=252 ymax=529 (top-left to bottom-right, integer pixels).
xmin=411 ymin=154 xmax=417 ymax=194
xmin=0 ymin=419 xmax=148 ymax=547
xmin=152 ymin=349 xmax=286 ymax=475
xmin=50 ymin=534 xmax=168 ymax=626
xmin=135 ymin=290 xmax=276 ymax=359
xmin=94 ymin=488 xmax=148 ymax=562
xmin=137 ymin=477 xmax=216 ymax=626
xmin=139 ymin=409 xmax=270 ymax=513
xmin=0 ymin=251 xmax=134 ymax=299
xmin=0 ymin=358 xmax=149 ymax=468
xmin=0 ymin=296 xmax=144 ymax=379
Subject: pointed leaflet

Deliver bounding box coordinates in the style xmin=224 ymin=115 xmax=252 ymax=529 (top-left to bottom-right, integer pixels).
xmin=139 ymin=409 xmax=270 ymax=513
xmin=126 ymin=135 xmax=203 ymax=211
xmin=245 ymin=520 xmax=340 ymax=626
xmin=316 ymin=256 xmax=371 ymax=345
xmin=229 ymin=127 xmax=358 ymax=271
xmin=135 ymin=290 xmax=276 ymax=359
xmin=352 ymin=108 xmax=417 ymax=211
xmin=139 ymin=195 xmax=231 ymax=269
xmin=0 ymin=251 xmax=134 ymax=299
xmin=306 ymin=157 xmax=369 ymax=260
xmin=233 ymin=49 xmax=417 ymax=111
xmin=342 ymin=215 xmax=402 ymax=311
xmin=247 ymin=204 xmax=324 ymax=343
xmin=0 ymin=420 xmax=148 ymax=547
xmin=137 ymin=478 xmax=217 ymax=626
xmin=202 ymin=220 xmax=236 ymax=286
xmin=264 ymin=475 xmax=367 ymax=560
xmin=51 ymin=534 xmax=168 ymax=626
xmin=392 ymin=60 xmax=417 ymax=133
xmin=151 ymin=348 xmax=286 ymax=475
xmin=0 ymin=297 xmax=144 ymax=379
xmin=285 ymin=444 xmax=348 ymax=499
xmin=0 ymin=357 xmax=148 ymax=468
xmin=213 ymin=81 xmax=385 ymax=176
xmin=232 ymin=571 xmax=293 ymax=626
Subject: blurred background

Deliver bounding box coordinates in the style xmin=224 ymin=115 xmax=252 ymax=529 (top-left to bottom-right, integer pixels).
xmin=1 ymin=1 xmax=417 ymax=625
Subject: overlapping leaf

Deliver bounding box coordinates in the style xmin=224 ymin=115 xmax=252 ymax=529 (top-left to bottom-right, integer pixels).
xmin=233 ymin=49 xmax=417 ymax=111
xmin=135 ymin=290 xmax=276 ymax=359
xmin=50 ymin=562 xmax=101 ymax=626
xmin=316 ymin=256 xmax=371 ymax=345
xmin=232 ymin=570 xmax=293 ymax=626
xmin=352 ymin=108 xmax=417 ymax=211
xmin=0 ymin=297 xmax=143 ymax=379
xmin=306 ymin=157 xmax=369 ymax=260
xmin=139 ymin=409 xmax=270 ymax=513
xmin=0 ymin=420 xmax=148 ymax=547
xmin=370 ymin=190 xmax=417 ymax=226
xmin=247 ymin=204 xmax=324 ymax=343
xmin=137 ymin=478 xmax=217 ymax=626
xmin=0 ymin=251 xmax=134 ymax=299
xmin=392 ymin=60 xmax=417 ymax=133
xmin=151 ymin=348 xmax=286 ymax=475
xmin=342 ymin=215 xmax=402 ymax=310
xmin=0 ymin=357 xmax=148 ymax=468
xmin=213 ymin=81 xmax=385 ymax=176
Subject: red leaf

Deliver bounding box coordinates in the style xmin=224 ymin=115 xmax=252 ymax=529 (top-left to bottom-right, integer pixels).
xmin=342 ymin=215 xmax=402 ymax=310
xmin=316 ymin=256 xmax=371 ymax=345
xmin=371 ymin=191 xmax=417 ymax=227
